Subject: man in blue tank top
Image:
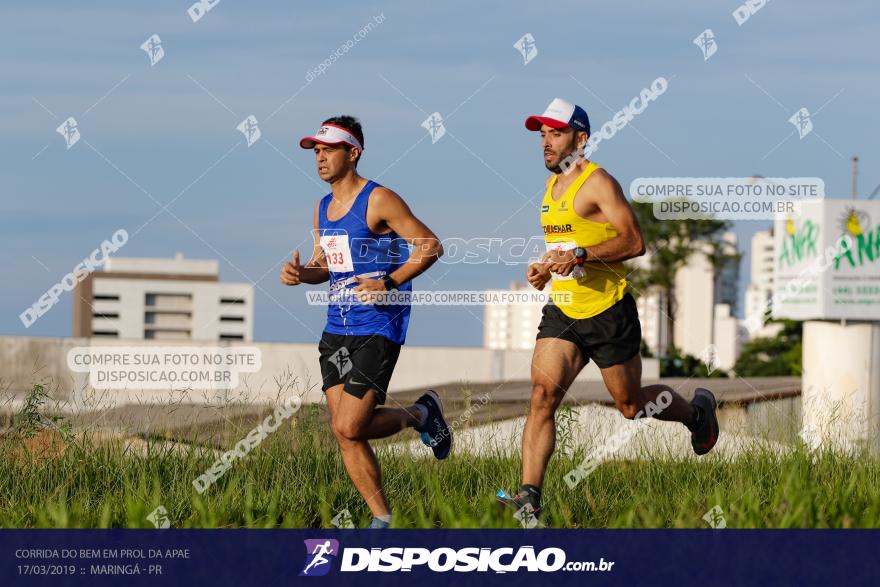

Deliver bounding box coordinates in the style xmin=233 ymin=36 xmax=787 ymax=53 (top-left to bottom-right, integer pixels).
xmin=280 ymin=115 xmax=452 ymax=529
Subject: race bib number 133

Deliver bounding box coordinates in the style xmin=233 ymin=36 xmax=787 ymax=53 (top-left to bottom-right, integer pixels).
xmin=320 ymin=234 xmax=354 ymax=272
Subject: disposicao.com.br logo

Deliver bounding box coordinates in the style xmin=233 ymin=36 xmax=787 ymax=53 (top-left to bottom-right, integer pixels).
xmin=300 ymin=539 xmax=339 ymax=577
xmin=298 ymin=539 xmax=614 ymax=575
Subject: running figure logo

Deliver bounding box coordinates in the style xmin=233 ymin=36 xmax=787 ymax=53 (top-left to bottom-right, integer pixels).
xmin=329 ymin=346 xmax=352 ymax=377
xmin=692 ymin=29 xmax=717 ymax=61
xmin=421 ymin=112 xmax=446 ymax=144
xmin=146 ymin=505 xmax=171 ymax=529
xmin=514 ymin=503 xmax=540 ymax=528
xmin=698 ymin=344 xmax=720 ymax=375
xmin=513 ymin=33 xmax=538 ymax=65
xmin=702 ymin=505 xmax=727 ymax=529
xmin=237 ymin=115 xmax=262 ymax=147
xmin=299 ymin=539 xmax=339 ymax=577
xmin=788 ymin=107 xmax=813 ymax=139
xmin=140 ymin=34 xmax=165 ymax=66
xmin=56 ymin=117 xmax=80 ymax=149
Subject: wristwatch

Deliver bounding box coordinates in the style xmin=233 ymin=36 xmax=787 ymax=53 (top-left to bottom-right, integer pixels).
xmin=382 ymin=274 xmax=398 ymax=291
xmin=573 ymin=247 xmax=588 ymax=266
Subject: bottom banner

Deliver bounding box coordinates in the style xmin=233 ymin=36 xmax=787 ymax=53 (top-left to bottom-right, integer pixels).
xmin=1 ymin=529 xmax=876 ymax=586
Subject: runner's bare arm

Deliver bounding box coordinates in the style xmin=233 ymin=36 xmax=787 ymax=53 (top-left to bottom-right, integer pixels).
xmin=543 ymin=173 xmax=645 ymax=274
xmin=578 ymin=172 xmax=645 ymax=262
xmin=302 ymin=201 xmax=331 ymax=283
xmin=355 ymin=186 xmax=443 ymax=291
xmin=280 ymin=202 xmax=329 ymax=285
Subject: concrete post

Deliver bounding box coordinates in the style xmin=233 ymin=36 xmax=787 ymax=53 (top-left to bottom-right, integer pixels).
xmin=801 ymin=320 xmax=880 ymax=452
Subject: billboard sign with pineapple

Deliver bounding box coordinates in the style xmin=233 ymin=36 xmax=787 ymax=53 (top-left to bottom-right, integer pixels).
xmin=773 ymin=200 xmax=880 ymax=320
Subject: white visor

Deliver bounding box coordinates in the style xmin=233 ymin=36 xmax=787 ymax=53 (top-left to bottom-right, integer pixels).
xmin=299 ymin=123 xmax=363 ymax=151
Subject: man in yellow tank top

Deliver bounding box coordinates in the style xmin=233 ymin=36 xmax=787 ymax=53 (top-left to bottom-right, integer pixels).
xmin=497 ymin=98 xmax=719 ymax=518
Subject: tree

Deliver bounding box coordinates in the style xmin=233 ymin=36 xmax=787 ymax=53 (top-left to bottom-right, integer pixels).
xmin=628 ymin=200 xmax=736 ymax=357
xmin=733 ymin=320 xmax=802 ymax=376
xmin=660 ymin=345 xmax=728 ymax=378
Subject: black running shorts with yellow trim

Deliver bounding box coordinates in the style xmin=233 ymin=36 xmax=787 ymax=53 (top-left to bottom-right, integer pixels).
xmin=536 ymin=292 xmax=641 ymax=368
xmin=318 ymin=331 xmax=401 ymax=405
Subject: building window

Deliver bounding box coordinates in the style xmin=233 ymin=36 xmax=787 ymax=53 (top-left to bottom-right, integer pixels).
xmin=145 ymin=293 xmax=192 ymax=309
xmin=144 ymin=312 xmax=192 ymax=326
xmin=145 ymin=330 xmax=191 ymax=340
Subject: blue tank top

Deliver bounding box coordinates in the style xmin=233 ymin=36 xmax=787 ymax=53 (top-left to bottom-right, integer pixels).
xmin=318 ymin=180 xmax=412 ymax=345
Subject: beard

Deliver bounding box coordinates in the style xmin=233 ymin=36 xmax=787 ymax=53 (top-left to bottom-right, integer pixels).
xmin=545 ymin=161 xmax=562 ymax=174
xmin=543 ymin=134 xmax=582 ymax=173
xmin=543 ymin=150 xmax=559 ymax=173
xmin=544 ymin=146 xmax=576 ymax=174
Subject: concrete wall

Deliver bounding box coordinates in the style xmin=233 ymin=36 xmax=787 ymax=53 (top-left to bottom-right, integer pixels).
xmin=0 ymin=336 xmax=85 ymax=398
xmin=0 ymin=336 xmax=659 ymax=409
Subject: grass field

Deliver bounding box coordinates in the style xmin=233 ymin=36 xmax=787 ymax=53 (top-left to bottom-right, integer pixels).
xmin=2 ymin=384 xmax=879 ymax=529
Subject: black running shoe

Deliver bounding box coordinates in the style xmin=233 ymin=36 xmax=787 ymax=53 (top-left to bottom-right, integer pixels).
xmin=415 ymin=390 xmax=452 ymax=460
xmin=691 ymin=388 xmax=719 ymax=455
xmin=496 ymin=489 xmax=542 ymax=525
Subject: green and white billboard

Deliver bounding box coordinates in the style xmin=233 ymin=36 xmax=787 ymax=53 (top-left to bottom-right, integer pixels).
xmin=773 ymin=200 xmax=880 ymax=320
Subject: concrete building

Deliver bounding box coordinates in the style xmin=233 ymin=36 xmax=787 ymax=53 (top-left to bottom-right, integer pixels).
xmin=632 ymin=233 xmax=741 ymax=369
xmin=483 ymin=282 xmax=546 ymax=350
xmin=714 ymin=303 xmax=746 ymax=371
xmin=635 ymin=286 xmax=669 ymax=357
xmin=671 ymin=232 xmax=740 ymax=367
xmin=72 ymin=254 xmax=253 ymax=342
xmin=744 ymin=228 xmax=783 ymax=339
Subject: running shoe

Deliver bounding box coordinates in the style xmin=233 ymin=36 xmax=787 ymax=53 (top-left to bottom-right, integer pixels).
xmin=368 ymin=517 xmax=390 ymax=529
xmin=691 ymin=388 xmax=719 ymax=455
xmin=415 ymin=390 xmax=452 ymax=460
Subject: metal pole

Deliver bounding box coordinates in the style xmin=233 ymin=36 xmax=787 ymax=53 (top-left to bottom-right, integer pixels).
xmin=852 ymin=156 xmax=859 ymax=198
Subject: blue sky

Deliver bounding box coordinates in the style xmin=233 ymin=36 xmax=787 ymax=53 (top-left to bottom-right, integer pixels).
xmin=1 ymin=0 xmax=877 ymax=346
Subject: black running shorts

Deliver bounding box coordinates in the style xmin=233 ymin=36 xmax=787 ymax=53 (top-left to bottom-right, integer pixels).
xmin=536 ymin=292 xmax=641 ymax=368
xmin=318 ymin=332 xmax=401 ymax=405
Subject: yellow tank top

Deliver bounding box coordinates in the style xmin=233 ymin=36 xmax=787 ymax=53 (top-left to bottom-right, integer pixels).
xmin=541 ymin=162 xmax=628 ymax=319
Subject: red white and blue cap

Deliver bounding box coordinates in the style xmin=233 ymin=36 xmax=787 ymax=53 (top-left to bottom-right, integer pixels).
xmin=299 ymin=123 xmax=363 ymax=151
xmin=525 ymin=98 xmax=591 ymax=135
